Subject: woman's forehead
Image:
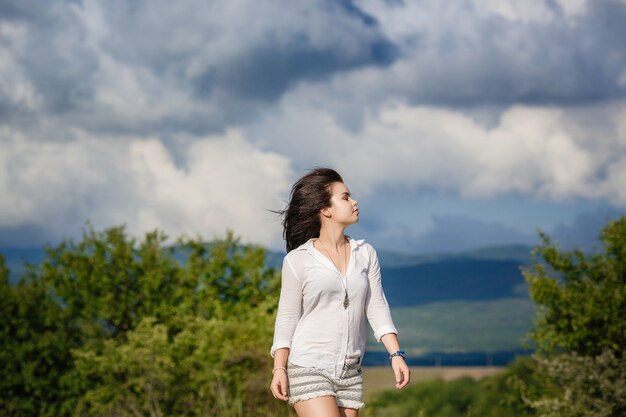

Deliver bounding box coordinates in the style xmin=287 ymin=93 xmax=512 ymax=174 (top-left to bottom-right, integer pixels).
xmin=330 ymin=181 xmax=350 ymax=195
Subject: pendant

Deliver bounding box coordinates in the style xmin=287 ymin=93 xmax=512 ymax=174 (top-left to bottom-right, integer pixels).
xmin=343 ymin=292 xmax=349 ymax=309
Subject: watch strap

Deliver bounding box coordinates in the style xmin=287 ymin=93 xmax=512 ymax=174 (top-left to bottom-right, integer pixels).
xmin=389 ymin=350 xmax=405 ymax=360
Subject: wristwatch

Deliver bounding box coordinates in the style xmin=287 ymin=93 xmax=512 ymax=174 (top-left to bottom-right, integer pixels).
xmin=389 ymin=350 xmax=405 ymax=360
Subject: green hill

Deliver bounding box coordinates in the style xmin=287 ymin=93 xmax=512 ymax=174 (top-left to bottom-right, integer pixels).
xmin=376 ymin=244 xmax=532 ymax=267
xmin=2 ymin=243 xmax=536 ymax=359
xmin=365 ymin=297 xmax=536 ymax=354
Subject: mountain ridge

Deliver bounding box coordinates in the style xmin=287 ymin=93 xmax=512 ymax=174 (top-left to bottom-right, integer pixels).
xmin=1 ymin=242 xmax=537 ymax=359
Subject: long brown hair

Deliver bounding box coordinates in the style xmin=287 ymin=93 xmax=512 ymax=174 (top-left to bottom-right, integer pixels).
xmin=276 ymin=167 xmax=343 ymax=252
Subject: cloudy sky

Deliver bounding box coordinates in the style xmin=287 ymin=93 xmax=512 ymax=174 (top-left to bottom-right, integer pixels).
xmin=1 ymin=0 xmax=625 ymax=254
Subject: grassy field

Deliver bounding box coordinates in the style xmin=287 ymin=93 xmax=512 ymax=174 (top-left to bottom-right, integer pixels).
xmin=362 ymin=366 xmax=504 ymax=401
xmin=364 ymin=297 xmax=536 ymax=354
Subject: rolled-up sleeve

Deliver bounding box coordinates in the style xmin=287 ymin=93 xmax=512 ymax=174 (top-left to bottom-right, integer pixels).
xmin=365 ymin=245 xmax=398 ymax=342
xmin=270 ymin=256 xmax=303 ymax=358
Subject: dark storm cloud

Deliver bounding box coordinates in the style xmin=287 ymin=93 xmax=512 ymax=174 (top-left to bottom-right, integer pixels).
xmin=366 ymin=0 xmax=626 ymax=107
xmin=0 ymin=223 xmax=60 ymax=248
xmin=0 ymin=0 xmax=60 ymax=22
xmin=171 ymin=0 xmax=396 ymax=102
xmin=2 ymin=0 xmax=625 ymax=252
xmin=3 ymin=0 xmax=626 ymax=135
xmin=551 ymin=208 xmax=624 ymax=252
xmin=1 ymin=1 xmax=98 ymax=114
xmin=193 ymin=36 xmax=396 ymax=102
xmin=409 ymin=215 xmax=536 ymax=255
xmin=0 ymin=0 xmax=397 ymax=135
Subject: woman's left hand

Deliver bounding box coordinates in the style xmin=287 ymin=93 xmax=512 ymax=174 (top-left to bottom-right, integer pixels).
xmin=391 ymin=356 xmax=410 ymax=389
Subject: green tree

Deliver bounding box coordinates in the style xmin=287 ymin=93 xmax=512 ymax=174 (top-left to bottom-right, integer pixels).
xmin=523 ymin=216 xmax=626 ymax=355
xmin=0 ymin=255 xmax=76 ymax=417
xmin=73 ymin=310 xmax=281 ymax=417
xmin=364 ymin=357 xmax=538 ymax=417
xmin=517 ymin=215 xmax=626 ymax=417
xmin=365 ymin=216 xmax=626 ymax=417
xmin=1 ymin=223 xmax=293 ymax=417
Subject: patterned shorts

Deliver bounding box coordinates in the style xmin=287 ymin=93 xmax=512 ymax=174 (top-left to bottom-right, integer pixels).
xmin=286 ymin=355 xmax=365 ymax=410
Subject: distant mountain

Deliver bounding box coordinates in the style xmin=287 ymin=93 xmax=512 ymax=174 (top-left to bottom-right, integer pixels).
xmin=265 ymin=243 xmax=532 ymax=269
xmin=264 ymin=250 xmax=285 ymax=270
xmin=0 ymin=247 xmax=47 ymax=282
xmin=264 ymin=244 xmax=533 ymax=306
xmin=455 ymin=244 xmax=533 ymax=263
xmin=1 ymin=242 xmax=537 ymax=362
xmin=2 ymin=244 xmax=533 ymax=296
xmin=261 ymin=244 xmax=536 ymax=357
xmin=376 ymin=244 xmax=533 ymax=268
xmin=381 ymin=258 xmax=527 ymax=306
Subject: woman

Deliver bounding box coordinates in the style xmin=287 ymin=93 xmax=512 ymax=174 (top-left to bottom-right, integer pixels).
xmin=269 ymin=167 xmax=410 ymax=416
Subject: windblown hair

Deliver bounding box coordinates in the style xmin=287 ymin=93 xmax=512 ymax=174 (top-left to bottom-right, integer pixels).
xmin=278 ymin=167 xmax=343 ymax=252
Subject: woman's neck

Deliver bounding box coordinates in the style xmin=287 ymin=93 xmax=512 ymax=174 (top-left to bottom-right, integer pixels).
xmin=317 ymin=227 xmax=348 ymax=252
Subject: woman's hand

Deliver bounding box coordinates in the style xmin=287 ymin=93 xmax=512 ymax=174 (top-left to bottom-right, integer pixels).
xmin=391 ymin=356 xmax=410 ymax=389
xmin=270 ymin=368 xmax=289 ymax=401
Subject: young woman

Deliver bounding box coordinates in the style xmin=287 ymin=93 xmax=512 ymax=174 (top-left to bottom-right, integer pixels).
xmin=269 ymin=167 xmax=410 ymax=417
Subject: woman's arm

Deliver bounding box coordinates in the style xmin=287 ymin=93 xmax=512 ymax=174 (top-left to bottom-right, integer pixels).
xmin=365 ymin=244 xmax=410 ymax=389
xmin=270 ymin=256 xmax=302 ymax=362
xmin=270 ymin=348 xmax=291 ymax=401
xmin=381 ymin=332 xmax=411 ymax=389
xmin=269 ymin=256 xmax=302 ymax=401
xmin=365 ymin=245 xmax=398 ymax=342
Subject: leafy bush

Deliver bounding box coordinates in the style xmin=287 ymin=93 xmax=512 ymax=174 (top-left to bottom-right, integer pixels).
xmin=364 ymin=357 xmax=538 ymax=417
xmin=518 ymin=350 xmax=626 ymax=417
xmin=365 ymin=215 xmax=626 ymax=417
xmin=516 ymin=215 xmax=626 ymax=417
xmin=523 ymin=217 xmax=626 ymax=356
xmin=0 ymin=255 xmax=75 ymax=417
xmin=0 ymin=223 xmax=294 ymax=417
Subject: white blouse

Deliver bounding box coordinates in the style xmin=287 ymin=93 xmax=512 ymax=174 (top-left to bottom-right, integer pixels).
xmin=270 ymin=236 xmax=398 ymax=378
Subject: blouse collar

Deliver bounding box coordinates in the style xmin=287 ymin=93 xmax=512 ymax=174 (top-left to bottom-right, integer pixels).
xmin=295 ymin=235 xmax=365 ymax=253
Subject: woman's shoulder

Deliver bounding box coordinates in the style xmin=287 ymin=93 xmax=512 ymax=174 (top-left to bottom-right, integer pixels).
xmin=348 ymin=235 xmax=374 ymax=253
xmin=283 ymin=239 xmax=312 ymax=263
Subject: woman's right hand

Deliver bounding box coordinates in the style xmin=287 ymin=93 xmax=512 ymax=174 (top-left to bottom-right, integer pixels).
xmin=270 ymin=368 xmax=289 ymax=401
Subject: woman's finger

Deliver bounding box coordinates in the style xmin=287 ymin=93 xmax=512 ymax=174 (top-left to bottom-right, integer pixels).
xmin=394 ymin=366 xmax=403 ymax=387
xmin=399 ymin=366 xmax=410 ymax=388
xmin=270 ymin=380 xmax=282 ymax=400
xmin=270 ymin=376 xmax=289 ymax=401
xmin=281 ymin=375 xmax=288 ymax=397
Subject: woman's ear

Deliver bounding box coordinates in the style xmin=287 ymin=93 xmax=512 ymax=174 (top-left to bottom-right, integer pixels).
xmin=320 ymin=206 xmax=332 ymax=218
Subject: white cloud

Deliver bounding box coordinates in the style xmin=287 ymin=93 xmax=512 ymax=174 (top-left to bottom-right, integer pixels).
xmin=355 ymin=103 xmax=626 ymax=205
xmin=555 ymin=0 xmax=589 ymax=18
xmin=2 ymin=0 xmax=625 ymax=251
xmin=0 ymin=22 xmax=41 ymax=113
xmin=618 ymin=69 xmax=626 ymax=89
xmin=128 ymin=131 xmax=292 ymax=246
xmin=0 ymin=0 xmax=390 ymax=142
xmin=472 ymin=0 xmax=555 ymax=23
xmin=0 ymin=128 xmax=292 ymax=247
xmin=249 ymin=99 xmax=626 ymax=206
xmin=3 ymin=0 xmax=624 ymax=136
xmin=352 ymin=0 xmax=625 ymax=109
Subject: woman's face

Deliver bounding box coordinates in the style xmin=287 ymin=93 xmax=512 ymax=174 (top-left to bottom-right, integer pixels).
xmin=324 ymin=181 xmax=359 ymax=225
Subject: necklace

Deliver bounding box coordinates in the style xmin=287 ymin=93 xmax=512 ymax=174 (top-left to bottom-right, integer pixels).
xmin=319 ymin=237 xmax=350 ymax=309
